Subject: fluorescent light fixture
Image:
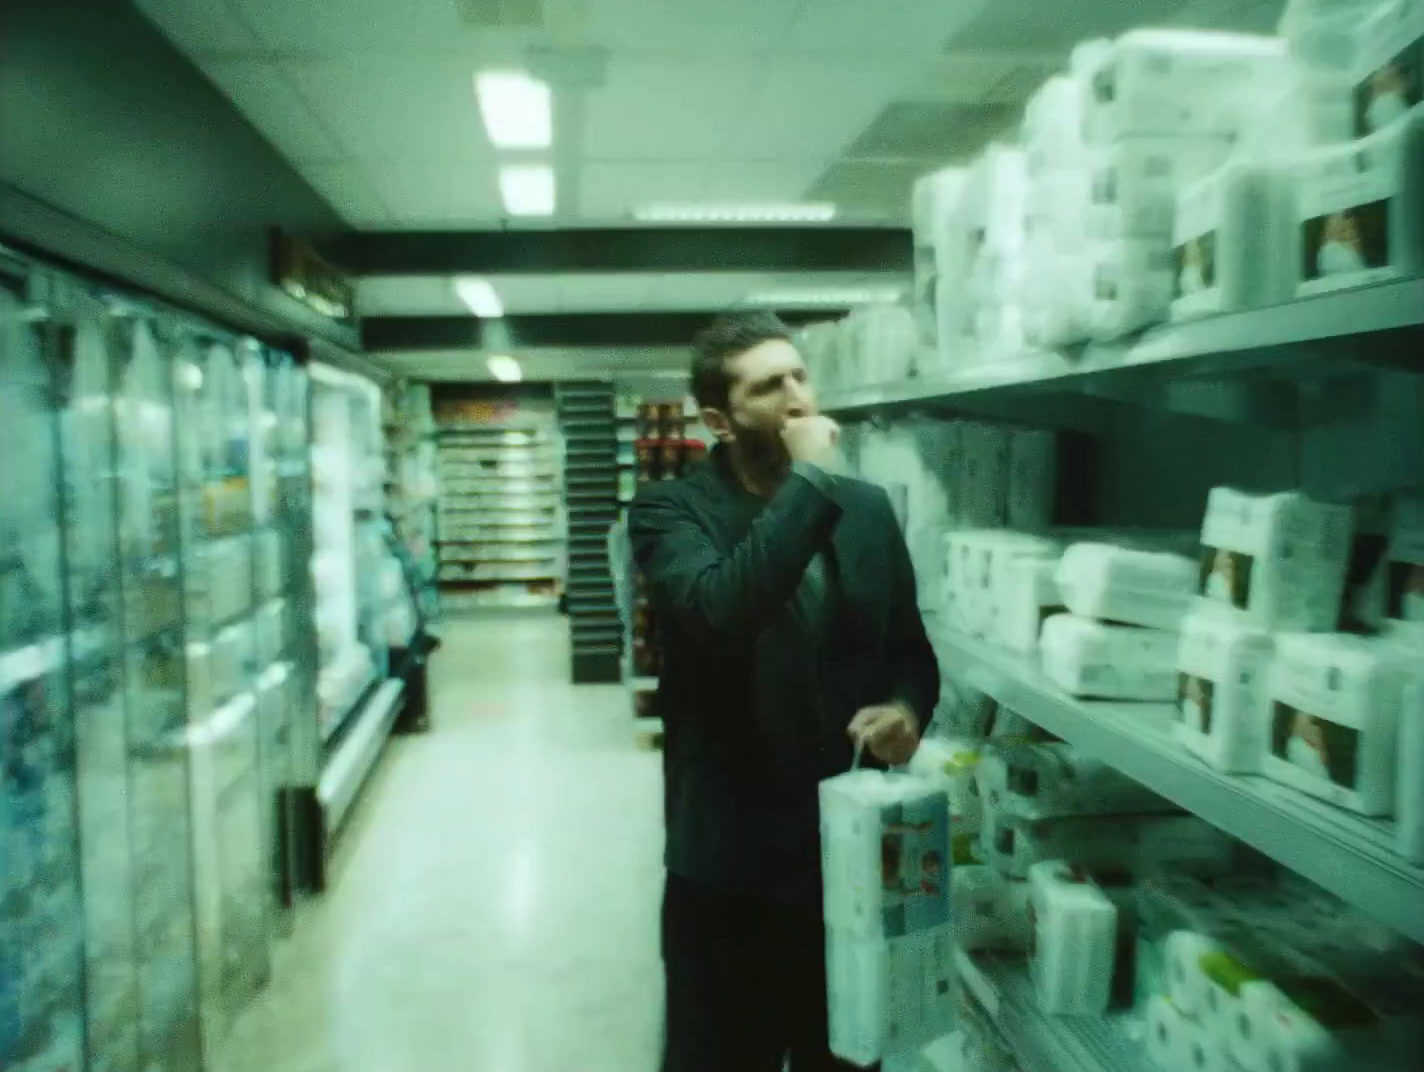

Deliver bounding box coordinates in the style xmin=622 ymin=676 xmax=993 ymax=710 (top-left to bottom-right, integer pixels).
xmin=633 ymin=202 xmax=836 ymax=224
xmin=453 ymin=277 xmax=504 ymax=318
xmin=746 ymin=286 xmax=905 ymax=307
xmin=487 ymin=354 xmax=523 ymax=382
xmin=474 ymin=71 xmax=552 ymax=149
xmin=499 ymin=164 xmax=556 ymax=216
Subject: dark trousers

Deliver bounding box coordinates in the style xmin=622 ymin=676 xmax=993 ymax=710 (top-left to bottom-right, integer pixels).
xmin=661 ymin=873 xmax=873 ymax=1072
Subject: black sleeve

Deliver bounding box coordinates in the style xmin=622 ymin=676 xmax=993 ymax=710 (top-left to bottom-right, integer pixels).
xmin=629 ymin=470 xmax=842 ymax=641
xmin=877 ymin=490 xmax=940 ymax=728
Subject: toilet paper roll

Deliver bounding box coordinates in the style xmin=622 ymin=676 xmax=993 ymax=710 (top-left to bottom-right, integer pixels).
xmin=1165 ymin=931 xmax=1222 ymax=1017
xmin=1146 ymin=994 xmax=1187 ymax=1071
xmin=1240 ymin=976 xmax=1386 ymax=1072
xmin=1176 ymin=1013 xmax=1234 ymax=1072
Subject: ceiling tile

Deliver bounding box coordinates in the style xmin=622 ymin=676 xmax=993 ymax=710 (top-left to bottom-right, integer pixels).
xmin=911 ymin=51 xmax=1065 ymax=106
xmin=732 ymin=59 xmax=913 ymax=160
xmin=228 ymin=0 xmax=512 ymax=56
xmin=582 ymin=0 xmax=801 ymax=57
xmin=697 ymin=159 xmax=827 ymax=203
xmin=302 ymin=161 xmax=393 ymax=226
xmin=806 ymin=158 xmax=929 ymax=221
xmin=198 ymin=58 xmax=346 ymax=164
xmin=578 ymin=161 xmax=708 ymax=220
xmin=372 ymin=157 xmax=505 ymax=226
xmin=783 ymin=1 xmax=989 ymax=58
xmin=135 ymin=0 xmax=263 ymax=55
xmin=944 ymin=0 xmax=1190 ymax=57
xmin=583 ymin=56 xmax=763 ymax=161
xmin=490 ymin=275 xmax=566 ymax=313
xmin=843 ymin=101 xmax=1020 ymax=161
xmin=356 ymin=277 xmax=464 ymax=316
xmin=286 ymin=54 xmax=494 ymax=163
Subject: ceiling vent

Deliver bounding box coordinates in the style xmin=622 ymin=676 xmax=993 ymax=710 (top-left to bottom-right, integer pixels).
xmin=456 ymin=0 xmax=544 ymax=29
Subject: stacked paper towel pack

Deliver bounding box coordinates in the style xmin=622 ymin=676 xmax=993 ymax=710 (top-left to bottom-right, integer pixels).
xmin=820 ymin=771 xmax=958 ymax=1066
xmin=796 ymin=302 xmax=919 ymax=398
xmin=1139 ymin=874 xmax=1424 ymax=1072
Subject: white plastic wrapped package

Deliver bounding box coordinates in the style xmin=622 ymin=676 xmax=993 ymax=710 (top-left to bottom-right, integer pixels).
xmin=997 ymin=554 xmax=1066 ymax=656
xmin=1171 ymin=160 xmax=1299 ymax=321
xmin=1023 ymin=76 xmax=1090 ymax=176
xmin=960 ymin=144 xmax=1028 ymax=257
xmin=826 ymin=923 xmax=956 ymax=1068
xmin=1263 ymin=632 xmax=1414 ymax=815
xmin=1175 ymin=608 xmax=1275 ymax=773
xmin=1358 ymin=494 xmax=1424 ymax=634
xmin=1021 ymin=245 xmax=1096 ymax=348
xmin=1292 ymin=108 xmax=1424 ymax=298
xmin=979 ymin=810 xmax=1233 ymax=881
xmin=1026 ymin=860 xmax=1119 ymax=1015
xmin=1086 ymin=240 xmax=1178 ymax=340
xmin=820 ymin=771 xmax=952 ymax=940
xmin=1087 ymin=137 xmax=1233 ymax=240
xmin=912 ymin=167 xmax=969 ymax=352
xmin=1198 ymin=487 xmax=1353 ymax=631
xmin=950 ymin=866 xmax=1031 ymax=952
xmin=1058 ymin=542 xmax=1198 ymax=630
xmin=907 ymin=737 xmax=984 ymax=835
xmin=1082 ymin=30 xmax=1290 ymax=144
xmin=1026 ymin=169 xmax=1093 ymax=248
xmin=977 ymin=740 xmax=1169 ymax=819
xmin=1040 ymin=614 xmax=1182 ymax=700
xmin=1350 ymin=0 xmax=1424 ymax=138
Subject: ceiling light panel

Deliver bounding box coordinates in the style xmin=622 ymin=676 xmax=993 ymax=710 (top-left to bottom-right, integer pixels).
xmin=746 ymin=286 xmax=904 ymax=307
xmin=499 ymin=164 xmax=556 ymax=216
xmin=632 ymin=203 xmax=836 ymax=224
xmin=487 ymin=354 xmax=523 ymax=382
xmin=453 ymin=277 xmax=504 ymax=318
xmin=475 ymin=70 xmax=552 ymax=149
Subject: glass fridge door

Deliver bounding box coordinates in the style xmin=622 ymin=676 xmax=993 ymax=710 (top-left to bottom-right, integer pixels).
xmin=54 ymin=286 xmax=143 ymax=1072
xmin=174 ymin=333 xmax=270 ymax=1053
xmin=114 ymin=315 xmax=203 ymax=1072
xmin=1 ymin=273 xmax=86 ymax=1071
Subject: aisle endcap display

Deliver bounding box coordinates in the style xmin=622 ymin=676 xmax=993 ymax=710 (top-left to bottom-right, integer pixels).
xmin=927 ymin=621 xmax=1424 ymax=947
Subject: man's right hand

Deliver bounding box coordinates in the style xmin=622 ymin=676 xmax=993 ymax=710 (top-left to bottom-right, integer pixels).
xmin=781 ymin=415 xmax=840 ymax=464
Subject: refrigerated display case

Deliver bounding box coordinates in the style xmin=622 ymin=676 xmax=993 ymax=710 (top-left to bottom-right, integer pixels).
xmin=3 ymin=245 xmax=320 ymax=1071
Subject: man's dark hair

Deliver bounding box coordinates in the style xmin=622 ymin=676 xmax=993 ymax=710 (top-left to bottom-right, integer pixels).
xmin=690 ymin=310 xmax=793 ymax=411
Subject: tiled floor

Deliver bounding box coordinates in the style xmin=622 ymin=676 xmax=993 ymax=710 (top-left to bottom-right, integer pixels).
xmin=217 ymin=612 xmax=666 ymax=1072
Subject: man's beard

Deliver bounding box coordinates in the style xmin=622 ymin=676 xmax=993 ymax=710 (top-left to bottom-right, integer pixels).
xmin=728 ymin=415 xmax=790 ymax=481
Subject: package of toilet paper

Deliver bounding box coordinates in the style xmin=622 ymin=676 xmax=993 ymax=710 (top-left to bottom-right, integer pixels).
xmin=826 ymin=922 xmax=957 ymax=1067
xmin=1086 ymin=240 xmax=1179 ymax=339
xmin=1399 ymin=677 xmax=1424 ymax=862
xmin=1264 ymin=632 xmax=1414 ymax=815
xmin=907 ymin=737 xmax=984 ymax=835
xmin=979 ymin=740 xmax=1170 ymax=821
xmin=1006 ymin=429 xmax=1057 ymax=533
xmin=980 ymin=810 xmax=1233 ymax=881
xmin=1040 ymin=613 xmax=1182 ymax=700
xmin=1026 ymin=860 xmax=1119 ymax=1015
xmin=1087 ymin=137 xmax=1235 ymax=240
xmin=958 ymin=422 xmax=1010 ymax=529
xmin=1145 ymin=994 xmax=1191 ymax=1071
xmin=950 ymin=866 xmax=1032 ymax=953
xmin=1058 ymin=542 xmax=1199 ymax=630
xmin=961 ymin=144 xmax=1029 ymax=256
xmin=1171 ymin=160 xmax=1300 ymax=320
xmin=1024 ymin=76 xmax=1091 ymax=176
xmin=912 ymin=167 xmax=969 ymax=353
xmin=1198 ymin=487 xmax=1354 ymax=631
xmin=997 ymin=555 xmax=1067 ymax=655
xmin=1351 ymin=0 xmax=1424 ymax=138
xmin=1361 ymin=495 xmax=1424 ymax=634
xmin=1136 ymin=877 xmax=1236 ymax=1010
xmin=1082 ymin=30 xmax=1290 ymax=144
xmin=1231 ymin=970 xmax=1409 ymax=1072
xmin=1175 ymin=608 xmax=1275 ymax=773
xmin=820 ymin=771 xmax=953 ymax=940
xmin=1293 ymin=108 xmax=1424 ymax=297
xmin=1027 ymin=169 xmax=1093 ymax=248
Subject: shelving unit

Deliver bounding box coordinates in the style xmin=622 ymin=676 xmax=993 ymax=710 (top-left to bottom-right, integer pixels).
xmin=557 ymin=383 xmax=622 ymax=683
xmin=436 ymin=414 xmax=565 ymax=611
xmin=928 ymin=621 xmax=1424 ymax=945
xmin=382 ymin=382 xmax=439 ymax=621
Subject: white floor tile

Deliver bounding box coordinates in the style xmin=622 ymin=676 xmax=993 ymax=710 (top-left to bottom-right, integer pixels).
xmin=217 ymin=613 xmax=665 ymax=1072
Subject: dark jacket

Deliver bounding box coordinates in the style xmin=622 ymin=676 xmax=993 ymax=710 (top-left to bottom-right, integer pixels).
xmin=629 ymin=448 xmax=939 ymax=906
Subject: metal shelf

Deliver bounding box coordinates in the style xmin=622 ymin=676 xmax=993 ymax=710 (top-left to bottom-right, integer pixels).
xmin=930 ymin=623 xmax=1424 ymax=945
xmin=822 ymin=279 xmax=1424 ymax=419
xmin=957 ymin=950 xmax=1139 ymax=1072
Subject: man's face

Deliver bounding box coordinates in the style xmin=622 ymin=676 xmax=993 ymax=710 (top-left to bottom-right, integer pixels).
xmin=706 ymin=338 xmax=817 ymax=446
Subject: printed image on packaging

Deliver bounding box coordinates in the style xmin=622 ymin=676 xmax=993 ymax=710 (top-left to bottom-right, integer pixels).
xmin=1200 ymin=546 xmax=1253 ymax=610
xmin=1271 ymin=702 xmax=1360 ymax=789
xmin=1355 ymin=36 xmax=1423 ymax=136
xmin=1304 ymin=201 xmax=1390 ymax=280
xmin=1387 ymin=561 xmax=1424 ymax=622
xmin=1179 ymin=673 xmax=1215 ymax=736
xmin=1174 ymin=232 xmax=1217 ymax=298
xmin=878 ymin=797 xmax=950 ymax=937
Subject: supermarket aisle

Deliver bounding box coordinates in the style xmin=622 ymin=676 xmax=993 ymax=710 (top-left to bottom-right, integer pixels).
xmin=217 ymin=613 xmax=666 ymax=1072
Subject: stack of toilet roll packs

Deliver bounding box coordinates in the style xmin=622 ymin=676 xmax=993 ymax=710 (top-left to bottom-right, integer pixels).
xmin=1198 ymin=488 xmax=1353 ymax=630
xmin=1039 ymin=613 xmax=1183 ymax=700
xmin=1027 ymin=861 xmax=1120 ymax=1015
xmin=911 ymin=166 xmax=969 ymax=359
xmin=907 ymin=736 xmax=984 ymax=837
xmin=1263 ymin=632 xmax=1415 ymax=815
xmin=1175 ymin=607 xmax=1275 ymax=772
xmin=820 ymin=771 xmax=956 ymax=1065
xmin=1058 ymin=542 xmax=1198 ymax=629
